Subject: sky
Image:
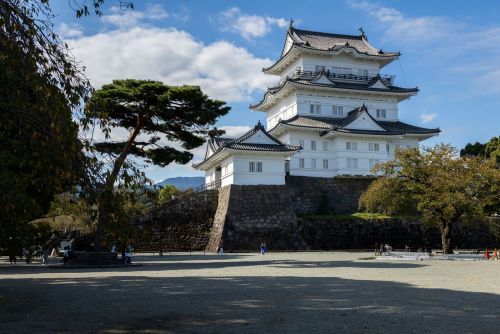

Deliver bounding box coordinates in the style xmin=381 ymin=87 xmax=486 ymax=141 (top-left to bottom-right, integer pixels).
xmin=50 ymin=0 xmax=500 ymax=182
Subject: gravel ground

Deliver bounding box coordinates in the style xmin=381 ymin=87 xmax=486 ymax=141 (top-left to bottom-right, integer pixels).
xmin=0 ymin=252 xmax=499 ymax=333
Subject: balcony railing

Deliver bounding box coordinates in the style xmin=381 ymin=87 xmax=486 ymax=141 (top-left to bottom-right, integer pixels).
xmin=276 ymin=70 xmax=394 ymax=87
xmin=205 ymin=179 xmax=221 ymax=190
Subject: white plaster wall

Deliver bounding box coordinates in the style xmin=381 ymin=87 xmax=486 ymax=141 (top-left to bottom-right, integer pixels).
xmin=219 ymin=157 xmax=234 ymax=187
xmin=280 ymin=58 xmax=304 ymax=80
xmin=295 ymin=92 xmax=399 ymax=121
xmin=283 ymin=129 xmax=422 ymax=177
xmin=301 ymin=55 xmax=380 ymax=77
xmin=205 ymin=168 xmax=215 ymax=185
xmin=232 ymin=154 xmax=286 ymax=185
xmin=266 ymin=94 xmax=298 ymax=129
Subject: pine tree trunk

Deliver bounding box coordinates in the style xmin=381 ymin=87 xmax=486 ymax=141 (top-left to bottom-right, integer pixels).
xmin=440 ymin=222 xmax=451 ymax=254
xmin=94 ymin=114 xmax=144 ymax=250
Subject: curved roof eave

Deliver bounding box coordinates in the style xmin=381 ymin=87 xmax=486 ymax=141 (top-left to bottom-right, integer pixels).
xmin=263 ymin=44 xmax=400 ymax=75
xmin=251 ymin=80 xmax=418 ymax=111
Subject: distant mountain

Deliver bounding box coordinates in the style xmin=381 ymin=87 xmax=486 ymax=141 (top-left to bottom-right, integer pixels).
xmin=155 ymin=176 xmax=204 ymax=190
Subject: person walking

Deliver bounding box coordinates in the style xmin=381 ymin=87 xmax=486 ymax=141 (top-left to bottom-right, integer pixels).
xmin=42 ymin=248 xmax=49 ymax=266
xmin=260 ymin=241 xmax=267 ymax=255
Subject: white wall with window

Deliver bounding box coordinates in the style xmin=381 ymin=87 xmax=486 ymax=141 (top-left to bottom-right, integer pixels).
xmin=295 ymin=93 xmax=398 ymax=121
xmin=228 ymin=154 xmax=288 ymax=185
xmin=301 ymin=55 xmax=380 ymax=77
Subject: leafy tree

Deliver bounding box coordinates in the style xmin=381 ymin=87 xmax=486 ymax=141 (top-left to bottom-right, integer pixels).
xmin=460 ymin=142 xmax=486 ymax=158
xmin=460 ymin=136 xmax=500 ymax=163
xmin=360 ymin=145 xmax=500 ymax=253
xmin=83 ymin=79 xmax=230 ymax=246
xmin=485 ymin=136 xmax=500 ymax=163
xmin=0 ymin=0 xmax=92 ymax=252
xmin=158 ymin=185 xmax=182 ymax=203
xmin=0 ymin=0 xmax=138 ymax=253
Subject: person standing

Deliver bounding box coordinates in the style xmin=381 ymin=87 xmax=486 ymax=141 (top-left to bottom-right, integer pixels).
xmin=9 ymin=252 xmax=16 ymax=264
xmin=217 ymin=240 xmax=224 ymax=255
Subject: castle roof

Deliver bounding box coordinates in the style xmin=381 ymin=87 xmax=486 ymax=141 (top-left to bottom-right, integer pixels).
xmin=268 ymin=105 xmax=440 ymax=139
xmin=264 ymin=26 xmax=400 ymax=75
xmin=194 ymin=121 xmax=301 ymax=170
xmin=250 ymin=76 xmax=418 ymax=111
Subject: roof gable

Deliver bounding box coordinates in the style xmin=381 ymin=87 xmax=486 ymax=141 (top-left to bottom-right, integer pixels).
xmin=368 ymin=78 xmax=389 ymax=90
xmin=342 ymin=107 xmax=386 ymax=131
xmin=241 ymin=129 xmax=278 ymax=145
xmin=311 ymin=72 xmax=336 ymax=85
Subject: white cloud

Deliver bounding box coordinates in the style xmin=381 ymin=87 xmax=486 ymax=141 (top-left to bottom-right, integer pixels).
xmin=58 ymin=23 xmax=84 ymax=38
xmin=347 ymin=1 xmax=500 ymax=95
xmin=67 ymin=19 xmax=272 ymax=180
xmin=346 ymin=1 xmax=453 ymax=46
xmin=101 ymin=4 xmax=170 ymax=28
xmin=219 ymin=125 xmax=252 ymax=138
xmin=67 ymin=27 xmax=274 ymax=102
xmin=420 ymin=113 xmax=438 ymax=124
xmin=219 ymin=7 xmax=288 ymax=40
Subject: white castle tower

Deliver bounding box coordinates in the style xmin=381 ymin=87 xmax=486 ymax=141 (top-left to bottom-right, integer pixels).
xmin=195 ymin=23 xmax=439 ymax=187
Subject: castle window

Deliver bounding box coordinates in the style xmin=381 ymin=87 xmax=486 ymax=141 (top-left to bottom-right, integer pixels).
xmin=299 ymin=139 xmax=305 ymax=148
xmin=299 ymin=158 xmax=305 ymax=169
xmin=323 ymin=159 xmax=329 ymax=169
xmin=311 ymin=159 xmax=316 ymax=169
xmin=249 ymin=162 xmax=263 ymax=173
xmin=322 ymin=141 xmax=328 ymax=151
xmin=332 ymin=105 xmax=344 ymax=117
xmin=346 ymin=142 xmax=357 ymax=150
xmin=376 ymin=109 xmax=387 ymax=119
xmin=347 ymin=158 xmax=358 ymax=169
xmin=309 ymin=104 xmax=321 ymax=114
xmin=311 ymin=140 xmax=316 ymax=151
xmin=369 ymin=143 xmax=380 ymax=152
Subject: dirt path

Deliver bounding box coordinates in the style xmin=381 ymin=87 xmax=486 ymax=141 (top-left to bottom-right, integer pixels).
xmin=0 ymin=252 xmax=499 ymax=333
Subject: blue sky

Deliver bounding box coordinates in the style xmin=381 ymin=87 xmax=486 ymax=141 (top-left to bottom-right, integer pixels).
xmin=51 ymin=0 xmax=500 ymax=182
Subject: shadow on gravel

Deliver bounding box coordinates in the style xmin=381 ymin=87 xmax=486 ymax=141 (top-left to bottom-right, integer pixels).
xmin=0 ymin=255 xmax=426 ymax=276
xmin=1 ymin=273 xmax=499 ymax=333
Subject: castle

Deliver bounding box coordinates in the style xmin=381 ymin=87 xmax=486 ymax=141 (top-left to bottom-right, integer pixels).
xmin=195 ymin=23 xmax=440 ymax=188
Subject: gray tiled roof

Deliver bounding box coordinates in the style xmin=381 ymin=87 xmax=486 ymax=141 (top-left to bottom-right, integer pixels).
xmin=269 ymin=106 xmax=440 ymax=136
xmin=289 ymin=28 xmax=400 ymax=57
xmin=289 ymin=77 xmax=418 ymax=93
xmin=195 ymin=122 xmax=301 ymax=168
xmin=250 ymin=78 xmax=418 ymax=110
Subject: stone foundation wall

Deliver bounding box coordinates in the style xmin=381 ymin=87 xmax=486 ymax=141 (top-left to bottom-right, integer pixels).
xmin=299 ymin=218 xmax=498 ymax=250
xmin=134 ymin=176 xmax=497 ymax=252
xmin=134 ymin=190 xmax=218 ymax=251
xmin=287 ymin=176 xmax=374 ymax=214
xmin=222 ymin=185 xmax=302 ymax=251
xmin=205 ymin=186 xmax=231 ymax=252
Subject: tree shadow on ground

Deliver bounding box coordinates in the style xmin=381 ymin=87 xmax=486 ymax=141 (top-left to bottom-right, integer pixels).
xmin=1 ymin=273 xmax=499 ymax=333
xmin=0 ymin=256 xmax=425 ymax=276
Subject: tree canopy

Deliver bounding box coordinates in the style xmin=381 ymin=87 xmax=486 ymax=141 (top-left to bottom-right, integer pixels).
xmin=360 ymin=144 xmax=500 ymax=253
xmin=460 ymin=136 xmax=500 ymax=163
xmin=0 ymin=0 xmax=88 ymax=251
xmin=83 ymin=79 xmax=230 ymax=245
